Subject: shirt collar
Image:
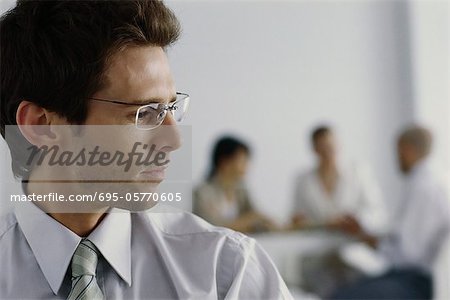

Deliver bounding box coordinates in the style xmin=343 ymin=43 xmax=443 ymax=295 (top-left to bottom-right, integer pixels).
xmin=88 ymin=208 xmax=132 ymax=287
xmin=15 ymin=201 xmax=81 ymax=295
xmin=15 ymin=202 xmax=132 ymax=295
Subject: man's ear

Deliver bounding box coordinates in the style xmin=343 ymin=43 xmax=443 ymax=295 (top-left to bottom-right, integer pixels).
xmin=16 ymin=100 xmax=60 ymax=147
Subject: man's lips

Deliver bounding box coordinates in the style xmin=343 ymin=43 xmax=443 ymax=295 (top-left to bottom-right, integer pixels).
xmin=138 ymin=167 xmax=167 ymax=181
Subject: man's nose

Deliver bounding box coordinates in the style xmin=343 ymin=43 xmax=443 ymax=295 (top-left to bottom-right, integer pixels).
xmin=153 ymin=112 xmax=182 ymax=152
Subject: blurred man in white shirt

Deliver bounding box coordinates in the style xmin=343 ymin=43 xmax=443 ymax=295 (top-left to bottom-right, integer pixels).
xmin=332 ymin=125 xmax=450 ymax=299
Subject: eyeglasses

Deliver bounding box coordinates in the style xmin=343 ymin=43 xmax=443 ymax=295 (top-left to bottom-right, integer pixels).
xmin=89 ymin=92 xmax=190 ymax=130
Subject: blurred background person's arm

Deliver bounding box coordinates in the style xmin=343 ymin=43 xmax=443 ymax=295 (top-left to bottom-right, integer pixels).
xmin=329 ymin=163 xmax=388 ymax=240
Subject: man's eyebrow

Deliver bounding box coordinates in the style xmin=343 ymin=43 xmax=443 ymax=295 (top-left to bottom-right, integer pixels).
xmin=133 ymin=95 xmax=178 ymax=105
xmin=90 ymin=94 xmax=178 ymax=106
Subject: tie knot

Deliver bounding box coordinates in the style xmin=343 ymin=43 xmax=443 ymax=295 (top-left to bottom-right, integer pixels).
xmin=71 ymin=239 xmax=100 ymax=278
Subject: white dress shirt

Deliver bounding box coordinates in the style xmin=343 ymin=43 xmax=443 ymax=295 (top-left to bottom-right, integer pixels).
xmin=293 ymin=162 xmax=388 ymax=235
xmin=379 ymin=161 xmax=450 ymax=273
xmin=0 ymin=201 xmax=292 ymax=299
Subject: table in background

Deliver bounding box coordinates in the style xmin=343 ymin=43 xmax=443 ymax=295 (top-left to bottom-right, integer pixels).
xmin=252 ymin=230 xmax=387 ymax=286
xmin=251 ymin=231 xmax=349 ymax=285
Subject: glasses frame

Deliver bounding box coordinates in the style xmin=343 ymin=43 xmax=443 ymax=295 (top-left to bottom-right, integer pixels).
xmin=89 ymin=92 xmax=190 ymax=130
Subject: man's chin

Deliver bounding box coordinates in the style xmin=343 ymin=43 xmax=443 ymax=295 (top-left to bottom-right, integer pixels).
xmin=111 ymin=200 xmax=158 ymax=212
xmin=109 ymin=181 xmax=161 ymax=212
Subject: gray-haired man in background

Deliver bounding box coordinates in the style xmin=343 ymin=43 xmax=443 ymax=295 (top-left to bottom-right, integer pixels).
xmin=332 ymin=125 xmax=450 ymax=299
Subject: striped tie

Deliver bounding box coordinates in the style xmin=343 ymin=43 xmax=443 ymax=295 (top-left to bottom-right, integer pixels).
xmin=67 ymin=239 xmax=104 ymax=300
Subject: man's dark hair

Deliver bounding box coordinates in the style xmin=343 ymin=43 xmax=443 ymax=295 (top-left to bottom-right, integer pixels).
xmin=0 ymin=0 xmax=181 ymax=178
xmin=311 ymin=125 xmax=332 ymax=146
xmin=208 ymin=136 xmax=251 ymax=180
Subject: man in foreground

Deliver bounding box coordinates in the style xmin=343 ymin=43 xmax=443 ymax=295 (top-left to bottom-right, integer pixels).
xmin=0 ymin=1 xmax=292 ymax=298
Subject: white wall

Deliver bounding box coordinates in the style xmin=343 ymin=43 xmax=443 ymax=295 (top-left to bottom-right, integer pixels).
xmin=0 ymin=0 xmax=14 ymax=13
xmin=168 ymin=0 xmax=413 ymax=221
xmin=408 ymin=0 xmax=449 ymax=170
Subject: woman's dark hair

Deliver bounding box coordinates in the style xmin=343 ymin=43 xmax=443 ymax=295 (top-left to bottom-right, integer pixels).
xmin=0 ymin=0 xmax=181 ymax=178
xmin=208 ymin=136 xmax=251 ymax=180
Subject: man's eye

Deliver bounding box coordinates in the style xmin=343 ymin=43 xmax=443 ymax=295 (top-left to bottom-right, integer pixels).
xmin=137 ymin=110 xmax=149 ymax=120
xmin=136 ymin=107 xmax=158 ymax=123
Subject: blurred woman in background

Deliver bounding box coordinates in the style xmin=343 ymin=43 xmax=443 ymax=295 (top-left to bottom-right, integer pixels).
xmin=291 ymin=125 xmax=387 ymax=236
xmin=193 ymin=136 xmax=277 ymax=233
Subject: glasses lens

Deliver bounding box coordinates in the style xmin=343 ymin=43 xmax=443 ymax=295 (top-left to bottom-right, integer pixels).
xmin=171 ymin=94 xmax=190 ymax=122
xmin=136 ymin=105 xmax=164 ymax=130
xmin=135 ymin=93 xmax=189 ymax=130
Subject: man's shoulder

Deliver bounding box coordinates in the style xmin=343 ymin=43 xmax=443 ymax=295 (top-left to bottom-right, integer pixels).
xmin=137 ymin=205 xmax=249 ymax=245
xmin=411 ymin=166 xmax=448 ymax=198
xmin=133 ymin=206 xmax=292 ymax=299
xmin=0 ymin=211 xmax=18 ymax=241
